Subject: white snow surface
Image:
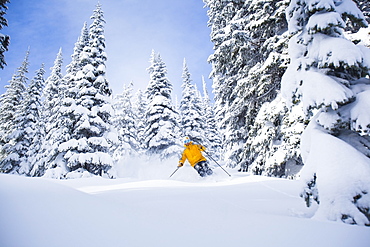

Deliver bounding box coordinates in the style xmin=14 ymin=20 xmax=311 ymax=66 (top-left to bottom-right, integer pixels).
xmin=1 ymin=159 xmax=369 ymax=247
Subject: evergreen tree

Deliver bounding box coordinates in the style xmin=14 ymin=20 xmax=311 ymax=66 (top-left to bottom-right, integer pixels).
xmin=133 ymin=89 xmax=147 ymax=152
xmin=20 ymin=65 xmax=45 ymax=175
xmin=28 ymin=67 xmax=47 ymax=176
xmin=202 ymin=76 xmax=222 ymax=160
xmin=179 ymin=59 xmax=206 ymax=145
xmin=36 ymin=23 xmax=91 ymax=177
xmin=0 ymin=50 xmax=29 ymax=170
xmin=236 ymin=0 xmax=300 ymax=174
xmin=233 ymin=0 xmax=290 ymax=169
xmin=283 ymin=0 xmax=370 ymax=225
xmin=66 ymin=22 xmax=89 ymax=78
xmin=204 ymin=0 xmax=247 ymax=167
xmin=3 ymin=65 xmax=45 ymax=175
xmin=145 ymin=50 xmax=181 ymax=159
xmin=43 ymin=48 xmax=64 ymax=122
xmin=57 ymin=3 xmax=117 ymax=178
xmin=0 ymin=0 xmax=9 ymax=69
xmin=36 ymin=49 xmax=67 ymax=177
xmin=241 ymin=95 xmax=305 ymax=178
xmin=205 ymin=0 xmax=290 ymax=168
xmin=112 ymin=82 xmax=138 ymax=160
xmin=63 ymin=22 xmax=90 ymax=98
xmin=243 ymin=0 xmax=369 ymax=178
xmin=233 ymin=0 xmax=290 ymax=124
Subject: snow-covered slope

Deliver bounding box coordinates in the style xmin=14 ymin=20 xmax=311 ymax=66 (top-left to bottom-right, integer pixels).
xmin=0 ymin=169 xmax=369 ymax=247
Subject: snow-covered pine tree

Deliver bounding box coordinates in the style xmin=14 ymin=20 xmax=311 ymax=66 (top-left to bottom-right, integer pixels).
xmin=195 ymin=83 xmax=208 ymax=145
xmin=205 ymin=0 xmax=289 ymax=168
xmin=278 ymin=101 xmax=306 ymax=179
xmin=57 ymin=3 xmax=117 ymax=178
xmin=179 ymin=59 xmax=206 ymax=145
xmin=145 ymin=50 xmax=181 ymax=159
xmin=37 ymin=23 xmax=92 ymax=178
xmin=112 ymin=82 xmax=138 ymax=161
xmin=240 ymin=96 xmax=285 ymax=176
xmin=0 ymin=0 xmax=9 ymax=69
xmin=43 ymin=48 xmax=64 ymax=123
xmin=133 ymin=89 xmax=147 ymax=152
xmin=241 ymin=95 xmax=305 ymax=178
xmin=63 ymin=22 xmax=89 ymax=96
xmin=234 ymin=0 xmax=290 ymax=123
xmin=201 ymin=76 xmax=222 ymax=160
xmin=3 ymin=65 xmax=45 ymax=175
xmin=36 ymin=23 xmax=91 ymax=178
xmin=35 ymin=48 xmax=68 ymax=178
xmin=204 ymin=0 xmax=247 ymax=167
xmin=283 ymin=0 xmax=370 ymax=225
xmin=236 ymin=0 xmax=306 ymax=176
xmin=224 ymin=0 xmax=290 ymax=171
xmin=66 ymin=22 xmax=89 ymax=79
xmin=0 ymin=50 xmax=29 ymax=171
xmin=28 ymin=66 xmax=47 ymax=176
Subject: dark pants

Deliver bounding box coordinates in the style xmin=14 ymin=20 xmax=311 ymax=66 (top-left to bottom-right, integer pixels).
xmin=194 ymin=161 xmax=213 ymax=177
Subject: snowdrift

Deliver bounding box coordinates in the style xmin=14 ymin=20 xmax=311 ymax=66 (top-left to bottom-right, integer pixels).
xmin=0 ymin=168 xmax=369 ymax=247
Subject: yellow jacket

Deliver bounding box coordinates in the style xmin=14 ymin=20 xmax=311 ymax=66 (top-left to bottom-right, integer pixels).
xmin=179 ymin=142 xmax=206 ymax=167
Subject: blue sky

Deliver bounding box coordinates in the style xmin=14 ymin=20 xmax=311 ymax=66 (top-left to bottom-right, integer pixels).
xmin=0 ymin=0 xmax=213 ymax=99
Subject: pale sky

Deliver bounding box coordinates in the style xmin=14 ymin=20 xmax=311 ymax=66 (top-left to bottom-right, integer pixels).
xmin=0 ymin=0 xmax=214 ymax=99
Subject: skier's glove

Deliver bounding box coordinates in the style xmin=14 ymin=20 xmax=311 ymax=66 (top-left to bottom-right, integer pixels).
xmin=178 ymin=163 xmax=183 ymax=167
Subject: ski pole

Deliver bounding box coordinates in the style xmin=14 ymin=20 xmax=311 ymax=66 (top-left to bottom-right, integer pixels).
xmin=169 ymin=167 xmax=180 ymax=178
xmin=204 ymin=151 xmax=231 ymax=177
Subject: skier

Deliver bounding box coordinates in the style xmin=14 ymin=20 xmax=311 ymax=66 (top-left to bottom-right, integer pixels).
xmin=178 ymin=137 xmax=213 ymax=177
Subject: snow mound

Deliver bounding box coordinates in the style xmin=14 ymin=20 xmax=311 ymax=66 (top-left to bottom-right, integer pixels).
xmin=1 ymin=172 xmax=369 ymax=247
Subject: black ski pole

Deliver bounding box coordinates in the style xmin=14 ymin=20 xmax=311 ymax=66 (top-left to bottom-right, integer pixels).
xmin=169 ymin=167 xmax=180 ymax=178
xmin=204 ymin=151 xmax=231 ymax=177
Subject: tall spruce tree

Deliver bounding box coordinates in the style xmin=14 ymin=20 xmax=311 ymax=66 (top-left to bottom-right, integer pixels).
xmin=35 ymin=23 xmax=91 ymax=178
xmin=145 ymin=50 xmax=181 ymax=159
xmin=4 ymin=65 xmax=45 ymax=175
xmin=0 ymin=50 xmax=29 ymax=170
xmin=283 ymin=0 xmax=370 ymax=225
xmin=66 ymin=22 xmax=89 ymax=78
xmin=0 ymin=0 xmax=9 ymax=69
xmin=133 ymin=89 xmax=147 ymax=152
xmin=43 ymin=48 xmax=64 ymax=123
xmin=179 ymin=59 xmax=206 ymax=145
xmin=36 ymin=23 xmax=92 ymax=177
xmin=112 ymin=82 xmax=138 ymax=160
xmin=237 ymin=0 xmax=304 ymax=175
xmin=204 ymin=0 xmax=248 ymax=167
xmin=232 ymin=0 xmax=290 ymax=128
xmin=201 ymin=76 xmax=222 ymax=160
xmin=28 ymin=66 xmax=46 ymax=176
xmin=241 ymin=95 xmax=305 ymax=178
xmin=57 ymin=3 xmax=117 ymax=178
xmin=36 ymin=49 xmax=67 ymax=177
xmin=63 ymin=22 xmax=90 ymax=99
xmin=205 ymin=0 xmax=290 ymax=168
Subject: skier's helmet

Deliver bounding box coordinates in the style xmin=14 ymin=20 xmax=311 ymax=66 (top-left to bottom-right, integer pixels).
xmin=184 ymin=136 xmax=191 ymax=145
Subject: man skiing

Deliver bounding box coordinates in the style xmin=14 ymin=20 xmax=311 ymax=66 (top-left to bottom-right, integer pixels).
xmin=178 ymin=137 xmax=213 ymax=177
